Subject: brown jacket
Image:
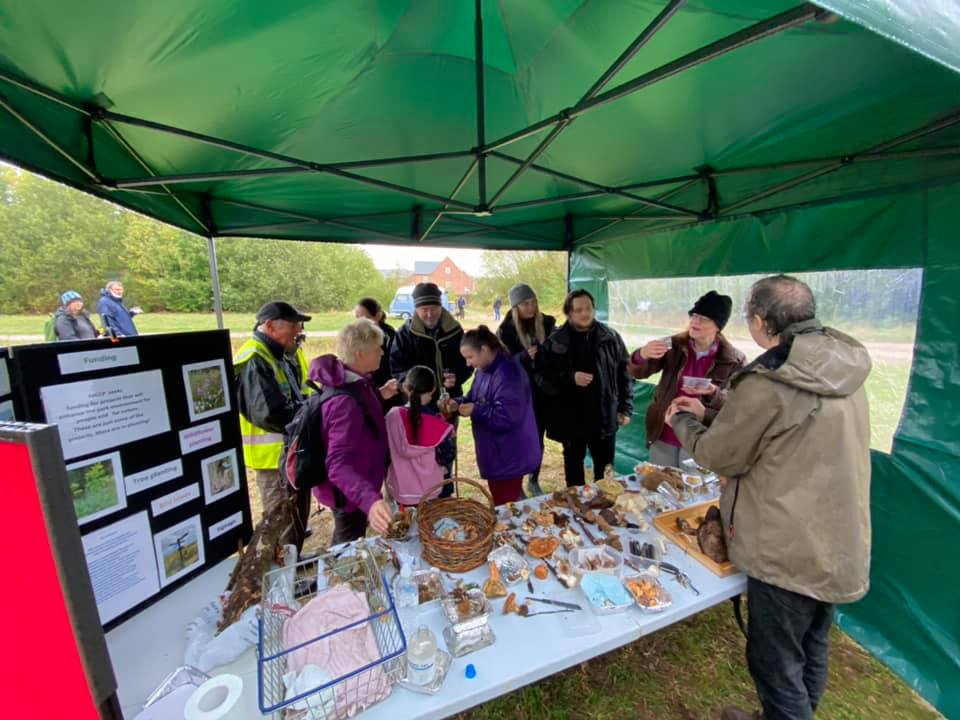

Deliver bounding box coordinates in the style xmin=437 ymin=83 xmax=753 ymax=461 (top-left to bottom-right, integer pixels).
xmin=629 ymin=333 xmax=745 ymax=446
xmin=672 ymin=321 xmax=872 ymax=603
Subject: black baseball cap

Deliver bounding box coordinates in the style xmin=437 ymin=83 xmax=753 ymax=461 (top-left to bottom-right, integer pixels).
xmin=256 ymin=301 xmax=311 ymax=324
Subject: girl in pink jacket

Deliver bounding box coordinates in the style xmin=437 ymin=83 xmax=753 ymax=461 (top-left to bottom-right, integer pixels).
xmin=386 ymin=366 xmax=455 ymax=507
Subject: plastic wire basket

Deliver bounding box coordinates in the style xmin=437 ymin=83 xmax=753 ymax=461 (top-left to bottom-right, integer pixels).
xmin=258 ymin=547 xmax=406 ymax=719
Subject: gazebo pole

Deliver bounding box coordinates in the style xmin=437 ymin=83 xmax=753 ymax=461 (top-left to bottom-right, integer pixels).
xmin=206 ymin=237 xmax=225 ymax=330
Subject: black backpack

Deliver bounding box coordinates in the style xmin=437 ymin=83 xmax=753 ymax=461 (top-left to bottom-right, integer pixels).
xmin=279 ymin=380 xmax=376 ymax=491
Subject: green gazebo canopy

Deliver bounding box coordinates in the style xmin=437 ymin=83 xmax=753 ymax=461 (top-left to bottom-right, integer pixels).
xmin=1 ymin=1 xmax=958 ymax=249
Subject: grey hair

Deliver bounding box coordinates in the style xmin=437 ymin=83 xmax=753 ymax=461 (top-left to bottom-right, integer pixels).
xmin=336 ymin=318 xmax=383 ymax=362
xmin=746 ymin=274 xmax=816 ymax=337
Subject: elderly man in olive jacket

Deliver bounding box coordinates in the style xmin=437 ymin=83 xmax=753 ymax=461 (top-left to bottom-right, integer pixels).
xmin=667 ymin=275 xmax=871 ymax=720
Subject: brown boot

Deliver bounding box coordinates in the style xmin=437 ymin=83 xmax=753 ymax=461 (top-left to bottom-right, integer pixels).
xmin=719 ymin=707 xmax=762 ymax=720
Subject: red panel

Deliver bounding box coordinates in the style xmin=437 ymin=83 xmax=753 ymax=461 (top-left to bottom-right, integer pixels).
xmin=2 ymin=440 xmax=99 ymax=719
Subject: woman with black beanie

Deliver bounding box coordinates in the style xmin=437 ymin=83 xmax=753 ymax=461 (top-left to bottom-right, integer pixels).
xmin=628 ymin=290 xmax=746 ymax=468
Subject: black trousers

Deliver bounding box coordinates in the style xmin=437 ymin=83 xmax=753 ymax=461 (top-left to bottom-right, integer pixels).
xmin=746 ymin=576 xmax=834 ymax=720
xmin=561 ymin=432 xmax=615 ymax=487
xmin=331 ymin=507 xmax=368 ymax=546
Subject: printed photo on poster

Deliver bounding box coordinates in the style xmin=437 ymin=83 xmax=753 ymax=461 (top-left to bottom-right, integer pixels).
xmin=182 ymin=359 xmax=231 ymax=423
xmin=154 ymin=515 xmax=205 ymax=587
xmin=0 ymin=400 xmax=13 ymax=422
xmin=200 ymin=448 xmax=240 ymax=504
xmin=66 ymin=451 xmax=127 ymax=526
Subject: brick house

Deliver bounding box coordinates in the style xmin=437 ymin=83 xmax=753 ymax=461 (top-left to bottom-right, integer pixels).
xmin=409 ymin=257 xmax=475 ymax=296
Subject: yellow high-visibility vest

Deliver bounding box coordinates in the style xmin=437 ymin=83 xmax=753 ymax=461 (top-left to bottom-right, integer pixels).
xmin=233 ymin=337 xmax=311 ymax=470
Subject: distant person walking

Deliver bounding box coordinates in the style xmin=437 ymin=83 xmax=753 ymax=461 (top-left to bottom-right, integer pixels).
xmin=493 ymin=296 xmax=502 ymax=321
xmin=54 ymin=291 xmax=99 ymax=341
xmin=97 ymin=280 xmax=142 ymax=337
xmin=456 ymin=295 xmax=466 ymax=320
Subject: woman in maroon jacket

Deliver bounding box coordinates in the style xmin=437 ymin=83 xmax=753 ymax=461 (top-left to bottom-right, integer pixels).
xmin=629 ymin=291 xmax=745 ymax=468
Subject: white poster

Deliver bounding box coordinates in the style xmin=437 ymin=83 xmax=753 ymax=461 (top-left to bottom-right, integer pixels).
xmin=200 ymin=448 xmax=240 ymax=504
xmin=151 ymin=483 xmax=201 ymax=517
xmin=154 ymin=515 xmax=205 ymax=587
xmin=82 ymin=512 xmax=160 ymax=624
xmin=182 ymin=359 xmax=232 ymax=423
xmin=40 ymin=370 xmax=170 ymax=460
xmin=58 ymin=346 xmax=140 ymax=375
xmin=125 ymin=458 xmax=184 ymax=496
xmin=66 ymin=451 xmax=127 ymax=526
xmin=208 ymin=511 xmax=243 ymax=540
xmin=179 ymin=420 xmax=222 ymax=455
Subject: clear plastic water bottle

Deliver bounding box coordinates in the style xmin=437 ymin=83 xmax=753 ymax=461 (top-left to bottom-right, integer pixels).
xmin=407 ymin=625 xmax=437 ymax=686
xmin=394 ymin=561 xmax=418 ymax=609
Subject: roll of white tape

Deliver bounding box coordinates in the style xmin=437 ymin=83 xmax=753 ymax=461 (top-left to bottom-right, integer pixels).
xmin=183 ymin=674 xmax=243 ymax=720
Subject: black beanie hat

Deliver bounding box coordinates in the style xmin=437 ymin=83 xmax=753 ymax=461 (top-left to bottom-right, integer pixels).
xmin=412 ymin=282 xmax=443 ymax=307
xmin=689 ymin=291 xmax=733 ymax=330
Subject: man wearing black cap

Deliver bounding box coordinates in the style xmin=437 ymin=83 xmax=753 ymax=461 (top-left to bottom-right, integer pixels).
xmin=629 ymin=290 xmax=745 ymax=468
xmin=390 ymin=283 xmax=471 ymax=489
xmin=234 ymin=301 xmax=313 ymax=544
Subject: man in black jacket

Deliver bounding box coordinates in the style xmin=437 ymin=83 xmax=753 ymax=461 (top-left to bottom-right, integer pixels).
xmin=390 ymin=282 xmax=471 ymax=401
xmin=538 ymin=289 xmax=633 ymax=487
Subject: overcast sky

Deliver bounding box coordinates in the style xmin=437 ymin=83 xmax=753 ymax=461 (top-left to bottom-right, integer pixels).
xmin=363 ymin=244 xmax=487 ymax=275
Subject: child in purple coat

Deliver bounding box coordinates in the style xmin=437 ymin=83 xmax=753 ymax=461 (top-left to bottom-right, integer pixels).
xmin=448 ymin=326 xmax=542 ymax=505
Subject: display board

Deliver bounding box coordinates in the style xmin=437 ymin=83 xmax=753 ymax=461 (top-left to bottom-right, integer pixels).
xmin=7 ymin=331 xmax=252 ymax=629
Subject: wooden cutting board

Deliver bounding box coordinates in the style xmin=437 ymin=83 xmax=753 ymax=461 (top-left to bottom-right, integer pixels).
xmin=654 ymin=500 xmax=738 ymax=577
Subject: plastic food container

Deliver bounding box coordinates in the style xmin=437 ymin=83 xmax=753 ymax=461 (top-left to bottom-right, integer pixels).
xmin=579 ymin=572 xmax=635 ymax=615
xmin=681 ymin=375 xmax=713 ymax=392
xmin=623 ymin=573 xmax=673 ymax=612
xmin=411 ymin=569 xmax=444 ymax=605
xmin=487 ymin=545 xmax=529 ymax=585
xmin=568 ymin=546 xmax=623 ymax=577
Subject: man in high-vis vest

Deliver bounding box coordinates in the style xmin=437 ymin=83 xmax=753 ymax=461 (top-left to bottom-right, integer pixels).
xmin=235 ymin=301 xmax=312 ymax=544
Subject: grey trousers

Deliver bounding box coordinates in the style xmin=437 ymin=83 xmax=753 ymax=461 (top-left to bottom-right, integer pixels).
xmin=647 ymin=440 xmax=692 ymax=468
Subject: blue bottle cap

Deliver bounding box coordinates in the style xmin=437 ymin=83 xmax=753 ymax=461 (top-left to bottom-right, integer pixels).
xmin=465 ymin=663 xmax=476 ymax=679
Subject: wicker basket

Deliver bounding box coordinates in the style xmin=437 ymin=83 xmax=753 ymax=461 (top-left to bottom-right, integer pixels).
xmin=417 ymin=477 xmax=496 ymax=573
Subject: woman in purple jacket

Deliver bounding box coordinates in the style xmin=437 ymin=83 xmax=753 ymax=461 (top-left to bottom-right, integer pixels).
xmin=309 ymin=319 xmax=395 ymax=544
xmin=448 ymin=326 xmax=542 ymax=505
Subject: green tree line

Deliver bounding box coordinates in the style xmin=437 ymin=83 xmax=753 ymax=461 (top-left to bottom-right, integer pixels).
xmin=0 ymin=166 xmax=397 ymax=313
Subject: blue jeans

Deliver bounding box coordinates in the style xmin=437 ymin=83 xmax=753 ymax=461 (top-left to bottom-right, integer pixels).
xmin=746 ymin=577 xmax=834 ymax=720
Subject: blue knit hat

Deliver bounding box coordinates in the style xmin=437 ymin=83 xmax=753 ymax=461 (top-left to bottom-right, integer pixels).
xmin=61 ymin=290 xmax=82 ymax=305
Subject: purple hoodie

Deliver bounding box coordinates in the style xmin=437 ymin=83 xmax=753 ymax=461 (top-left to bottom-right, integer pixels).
xmin=461 ymin=353 xmax=542 ymax=481
xmin=308 ymin=354 xmax=388 ymax=515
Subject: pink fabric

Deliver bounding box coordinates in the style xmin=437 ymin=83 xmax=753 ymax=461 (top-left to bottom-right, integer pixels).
xmin=282 ymin=584 xmax=391 ymax=717
xmin=660 ymin=339 xmax=719 ymax=448
xmin=384 ymin=406 xmax=453 ymax=506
